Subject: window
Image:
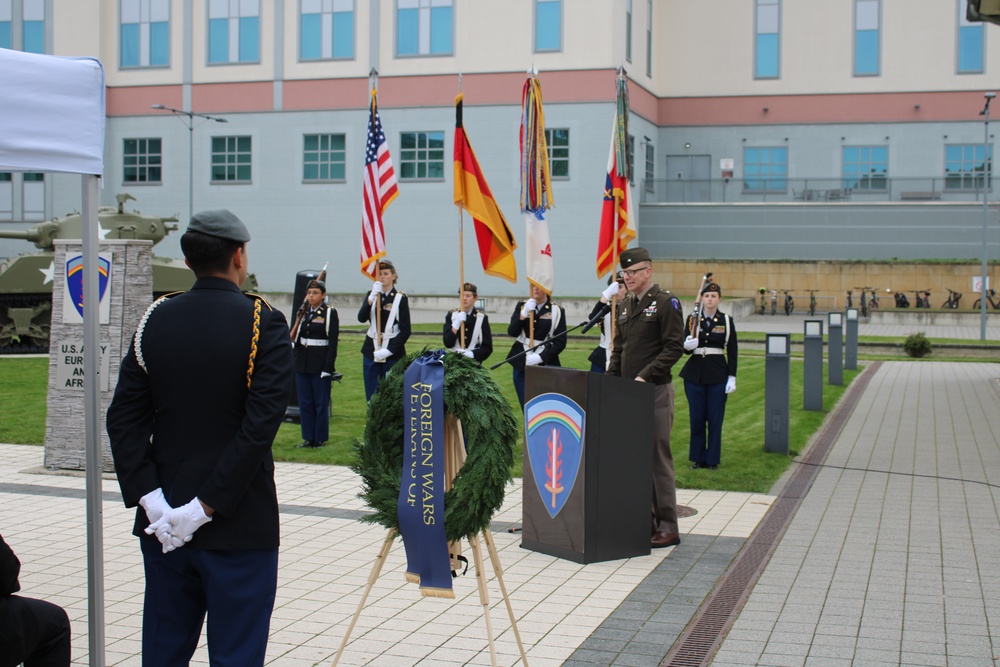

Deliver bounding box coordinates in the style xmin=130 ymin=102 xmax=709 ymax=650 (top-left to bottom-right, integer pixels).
xmin=0 ymin=0 xmax=44 ymax=53
xmin=300 ymin=0 xmax=353 ymax=60
xmin=121 ymin=0 xmax=170 ymax=67
xmin=22 ymin=172 xmax=44 ymax=221
xmin=645 ymin=0 xmax=652 ymax=76
xmin=546 ymin=128 xmax=570 ymax=179
xmin=743 ymin=147 xmax=787 ymax=193
xmin=397 ymin=0 xmax=452 ymax=57
xmin=854 ymin=0 xmax=880 ymax=76
xmin=958 ymin=3 xmax=984 ymax=74
xmin=211 ymin=136 xmax=252 ymax=182
xmin=0 ymin=173 xmax=12 ymax=220
xmin=644 ymin=142 xmax=654 ymax=193
xmin=303 ymin=134 xmax=346 ymax=181
xmin=842 ymin=145 xmax=887 ymax=190
xmin=208 ymin=0 xmax=259 ymax=64
xmin=123 ymin=138 xmax=162 ymax=184
xmin=755 ymin=0 xmax=780 ymax=79
xmin=625 ymin=0 xmax=632 ymax=62
xmin=399 ymin=131 xmax=445 ymax=180
xmin=535 ymin=0 xmax=560 ymax=52
xmin=945 ymin=144 xmax=992 ymax=191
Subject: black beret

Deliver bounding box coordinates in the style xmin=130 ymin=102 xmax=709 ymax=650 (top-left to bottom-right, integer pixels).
xmin=702 ymin=282 xmax=721 ymax=295
xmin=188 ymin=209 xmax=251 ymax=243
xmin=619 ymin=247 xmax=651 ymax=268
xmin=307 ymin=279 xmax=326 ymax=292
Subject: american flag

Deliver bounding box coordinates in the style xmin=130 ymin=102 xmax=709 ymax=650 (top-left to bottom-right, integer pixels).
xmin=360 ymin=93 xmax=399 ymax=278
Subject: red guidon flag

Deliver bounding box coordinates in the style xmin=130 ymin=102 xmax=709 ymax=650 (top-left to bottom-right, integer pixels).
xmin=453 ymin=93 xmax=517 ymax=282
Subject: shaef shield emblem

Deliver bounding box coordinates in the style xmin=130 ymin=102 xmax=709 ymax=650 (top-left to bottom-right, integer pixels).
xmin=65 ymin=254 xmax=111 ymax=318
xmin=524 ymin=393 xmax=585 ymax=519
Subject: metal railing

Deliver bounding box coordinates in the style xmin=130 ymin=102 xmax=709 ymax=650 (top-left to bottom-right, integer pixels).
xmin=640 ymin=176 xmax=994 ymax=204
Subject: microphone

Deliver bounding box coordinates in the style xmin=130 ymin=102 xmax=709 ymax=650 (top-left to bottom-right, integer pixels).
xmin=580 ymin=303 xmax=611 ymax=334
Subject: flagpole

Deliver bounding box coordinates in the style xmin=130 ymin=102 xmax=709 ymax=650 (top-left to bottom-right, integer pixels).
xmin=456 ymin=78 xmax=467 ymax=347
xmin=370 ymin=71 xmax=383 ymax=351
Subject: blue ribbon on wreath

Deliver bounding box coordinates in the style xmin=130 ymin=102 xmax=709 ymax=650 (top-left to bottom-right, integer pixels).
xmin=398 ymin=350 xmax=452 ymax=596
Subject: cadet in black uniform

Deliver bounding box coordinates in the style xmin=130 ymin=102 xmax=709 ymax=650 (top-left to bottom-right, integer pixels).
xmin=292 ymin=279 xmax=339 ymax=448
xmin=358 ymin=259 xmax=410 ymax=401
xmin=443 ymin=282 xmax=493 ymax=362
xmin=587 ymin=272 xmax=626 ymax=373
xmin=506 ymin=284 xmax=567 ymax=408
xmin=680 ymin=281 xmax=738 ymax=470
xmin=106 ymin=209 xmax=293 ymax=667
xmin=608 ymin=247 xmax=685 ymax=549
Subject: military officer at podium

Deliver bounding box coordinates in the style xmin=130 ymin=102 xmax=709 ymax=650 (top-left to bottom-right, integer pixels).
xmin=607 ymin=247 xmax=685 ymax=549
xmin=443 ymin=282 xmax=493 ymax=363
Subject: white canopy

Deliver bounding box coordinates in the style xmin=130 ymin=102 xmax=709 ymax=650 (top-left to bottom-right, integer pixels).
xmin=0 ymin=47 xmax=105 ymax=175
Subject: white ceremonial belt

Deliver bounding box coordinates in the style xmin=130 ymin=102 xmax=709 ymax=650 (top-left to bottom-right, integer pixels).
xmin=300 ymin=339 xmax=329 ymax=347
xmin=694 ymin=347 xmax=724 ymax=356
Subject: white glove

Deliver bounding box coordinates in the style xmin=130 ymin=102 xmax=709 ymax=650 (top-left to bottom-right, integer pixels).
xmin=725 ymin=376 xmax=736 ymax=394
xmin=520 ymin=298 xmax=538 ymax=318
xmin=451 ymin=311 xmax=467 ymax=328
xmin=373 ymin=348 xmax=392 ymax=362
xmin=146 ymin=497 xmax=212 ymax=553
xmin=683 ymin=336 xmax=699 ymax=351
xmin=462 ymin=349 xmax=475 ymax=359
xmin=321 ymin=372 xmax=331 ymax=379
xmin=525 ymin=352 xmax=543 ymax=366
xmin=139 ymin=487 xmax=171 ymax=525
xmin=602 ymin=283 xmax=619 ymax=301
xmin=368 ymin=281 xmax=383 ymax=303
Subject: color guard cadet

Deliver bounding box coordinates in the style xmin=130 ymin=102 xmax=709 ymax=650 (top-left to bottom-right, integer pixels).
xmin=358 ymin=259 xmax=410 ymax=401
xmin=505 ymin=284 xmax=566 ymax=408
xmin=292 ymin=279 xmax=339 ymax=448
xmin=443 ymin=282 xmax=493 ymax=363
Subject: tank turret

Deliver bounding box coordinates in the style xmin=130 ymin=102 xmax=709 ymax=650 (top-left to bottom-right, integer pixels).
xmin=0 ymin=194 xmax=257 ymax=353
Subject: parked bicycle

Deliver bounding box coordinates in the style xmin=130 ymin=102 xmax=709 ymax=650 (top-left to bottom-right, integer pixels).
xmin=783 ymin=290 xmax=794 ymax=315
xmin=758 ymin=287 xmax=767 ymax=315
xmin=972 ymin=288 xmax=1000 ymax=310
xmin=868 ymin=288 xmax=881 ymax=311
xmin=914 ymin=290 xmax=931 ymax=309
xmin=893 ymin=291 xmax=910 ymax=308
xmin=942 ymin=288 xmax=962 ymax=309
xmin=770 ymin=289 xmax=778 ymax=316
xmin=806 ymin=289 xmax=819 ymax=316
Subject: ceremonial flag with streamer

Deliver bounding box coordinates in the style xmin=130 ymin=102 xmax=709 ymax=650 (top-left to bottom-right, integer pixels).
xmin=520 ymin=75 xmax=555 ymax=295
xmin=360 ymin=90 xmax=399 ymax=279
xmin=454 ymin=93 xmax=517 ymax=282
xmin=596 ymin=74 xmax=637 ymax=279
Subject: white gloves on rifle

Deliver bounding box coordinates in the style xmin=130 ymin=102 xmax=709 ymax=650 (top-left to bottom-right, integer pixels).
xmin=139 ymin=487 xmax=171 ymax=525
xmin=462 ymin=349 xmax=475 ymax=359
xmin=683 ymin=336 xmax=699 ymax=351
xmin=451 ymin=311 xmax=467 ymax=329
xmin=145 ymin=497 xmax=212 ymax=554
xmin=725 ymin=376 xmax=736 ymax=394
xmin=373 ymin=348 xmax=392 ymax=362
xmin=525 ymin=352 xmax=543 ymax=366
xmin=520 ymin=298 xmax=538 ymax=318
xmin=601 ymin=283 xmax=619 ymax=301
xmin=368 ymin=281 xmax=383 ymax=303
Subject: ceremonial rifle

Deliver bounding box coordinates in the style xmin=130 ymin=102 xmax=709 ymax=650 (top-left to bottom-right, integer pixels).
xmin=689 ymin=271 xmax=713 ymax=339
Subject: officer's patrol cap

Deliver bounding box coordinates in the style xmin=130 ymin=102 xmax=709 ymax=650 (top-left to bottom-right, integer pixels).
xmin=619 ymin=247 xmax=651 ymax=268
xmin=702 ymin=282 xmax=721 ymax=296
xmin=188 ymin=209 xmax=251 ymax=243
xmin=307 ymin=279 xmax=326 ymax=292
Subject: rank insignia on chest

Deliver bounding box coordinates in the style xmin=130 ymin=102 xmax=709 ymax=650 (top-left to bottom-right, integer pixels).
xmin=539 ymin=313 xmax=552 ymax=320
xmin=314 ymin=317 xmax=325 ymax=324
xmin=643 ymin=304 xmax=657 ymax=316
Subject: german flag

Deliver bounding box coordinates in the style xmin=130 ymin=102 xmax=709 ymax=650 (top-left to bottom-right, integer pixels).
xmin=454 ymin=94 xmax=517 ymax=283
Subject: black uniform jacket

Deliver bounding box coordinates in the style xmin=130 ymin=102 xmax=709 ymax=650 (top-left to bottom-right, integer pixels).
xmin=1 ymin=533 xmax=24 ymax=654
xmin=608 ymin=284 xmax=685 ymax=385
xmin=357 ymin=287 xmax=410 ymax=360
xmin=106 ymin=277 xmax=293 ymax=550
xmin=294 ymin=304 xmax=339 ymax=375
xmin=679 ymin=310 xmax=739 ymax=385
xmin=505 ymin=299 xmax=567 ymax=370
xmin=442 ymin=307 xmax=493 ymax=362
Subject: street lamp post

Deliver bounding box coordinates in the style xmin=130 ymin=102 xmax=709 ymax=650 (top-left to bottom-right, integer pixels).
xmin=151 ymin=104 xmax=228 ymax=224
xmin=980 ymin=92 xmax=995 ymax=342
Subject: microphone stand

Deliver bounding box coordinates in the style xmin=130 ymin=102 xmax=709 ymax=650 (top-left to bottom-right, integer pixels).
xmin=489 ymin=309 xmax=608 ymax=370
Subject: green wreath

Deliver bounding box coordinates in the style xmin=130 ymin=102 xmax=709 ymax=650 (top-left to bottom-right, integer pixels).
xmin=352 ymin=350 xmax=518 ymax=541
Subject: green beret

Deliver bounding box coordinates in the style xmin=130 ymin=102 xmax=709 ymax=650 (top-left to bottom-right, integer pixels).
xmin=619 ymin=247 xmax=651 ymax=268
xmin=188 ymin=209 xmax=251 ymax=243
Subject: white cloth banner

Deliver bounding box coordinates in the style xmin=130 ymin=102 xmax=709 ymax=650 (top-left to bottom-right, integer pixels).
xmin=0 ymin=48 xmax=105 ymax=175
xmin=525 ymin=208 xmax=554 ymax=295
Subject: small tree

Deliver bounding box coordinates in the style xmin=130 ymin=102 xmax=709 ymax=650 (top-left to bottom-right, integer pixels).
xmin=903 ymin=332 xmax=933 ymax=358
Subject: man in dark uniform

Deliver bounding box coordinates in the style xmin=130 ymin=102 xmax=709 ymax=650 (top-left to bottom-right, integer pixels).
xmin=442 ymin=282 xmax=493 ymax=362
xmin=106 ymin=209 xmax=293 ymax=667
xmin=505 ymin=284 xmax=567 ymax=408
xmin=607 ymin=247 xmax=685 ymax=549
xmin=292 ymin=279 xmax=339 ymax=448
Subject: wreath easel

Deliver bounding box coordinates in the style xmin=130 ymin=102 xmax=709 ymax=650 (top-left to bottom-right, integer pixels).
xmin=335 ymin=351 xmax=529 ymax=666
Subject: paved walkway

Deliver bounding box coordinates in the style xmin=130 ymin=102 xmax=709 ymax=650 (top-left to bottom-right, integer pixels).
xmin=2 ymin=357 xmax=999 ymax=665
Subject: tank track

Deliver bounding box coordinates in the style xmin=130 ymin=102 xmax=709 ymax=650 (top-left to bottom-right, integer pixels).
xmin=0 ymin=293 xmax=52 ymax=354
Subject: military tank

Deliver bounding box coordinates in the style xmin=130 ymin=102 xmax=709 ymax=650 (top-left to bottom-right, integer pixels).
xmin=0 ymin=194 xmax=257 ymax=353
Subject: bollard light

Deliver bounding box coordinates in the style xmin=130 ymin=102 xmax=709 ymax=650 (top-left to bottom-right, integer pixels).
xmin=764 ymin=333 xmax=791 ymax=454
xmin=803 ymin=320 xmax=824 ymax=411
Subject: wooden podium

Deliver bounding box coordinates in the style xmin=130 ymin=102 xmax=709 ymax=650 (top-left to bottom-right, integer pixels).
xmin=521 ymin=366 xmax=655 ymax=563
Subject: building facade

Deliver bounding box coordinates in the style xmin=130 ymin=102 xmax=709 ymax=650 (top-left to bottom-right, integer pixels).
xmin=1 ymin=0 xmax=997 ymax=295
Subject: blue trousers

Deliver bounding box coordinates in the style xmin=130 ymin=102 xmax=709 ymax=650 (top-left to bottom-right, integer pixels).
xmin=512 ymin=367 xmax=526 ymax=408
xmin=363 ymin=355 xmax=398 ymax=402
xmin=139 ymin=537 xmax=278 ymax=667
xmin=684 ymin=380 xmax=728 ymax=466
xmin=296 ymin=372 xmax=331 ymax=442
